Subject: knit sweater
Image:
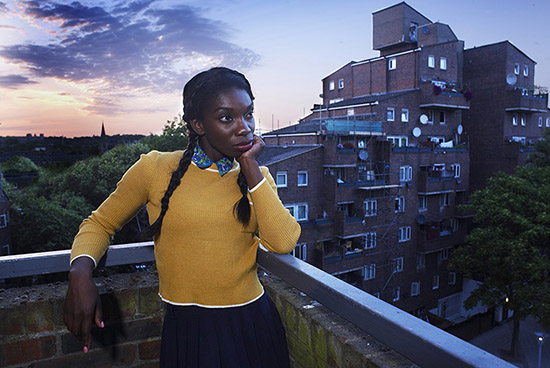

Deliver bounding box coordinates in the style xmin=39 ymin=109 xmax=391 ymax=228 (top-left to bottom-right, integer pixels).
xmin=70 ymin=150 xmax=301 ymax=307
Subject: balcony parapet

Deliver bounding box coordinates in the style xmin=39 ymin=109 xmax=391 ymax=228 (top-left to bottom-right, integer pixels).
xmin=1 ymin=243 xmax=515 ymax=368
xmin=418 ymin=171 xmax=466 ymax=194
xmin=417 ymin=228 xmax=466 ymax=254
xmin=505 ymin=89 xmax=548 ymax=113
xmin=419 ymin=83 xmax=471 ymax=110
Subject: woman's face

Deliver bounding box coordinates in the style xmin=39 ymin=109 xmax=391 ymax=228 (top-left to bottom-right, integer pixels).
xmin=191 ymin=88 xmax=255 ymax=161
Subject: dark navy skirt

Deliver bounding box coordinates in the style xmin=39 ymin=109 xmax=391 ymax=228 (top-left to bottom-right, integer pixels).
xmin=160 ymin=293 xmax=290 ymax=368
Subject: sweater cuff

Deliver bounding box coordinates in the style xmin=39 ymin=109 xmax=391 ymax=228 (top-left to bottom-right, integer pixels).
xmin=70 ymin=254 xmax=97 ymax=268
xmin=248 ymin=177 xmax=266 ymax=193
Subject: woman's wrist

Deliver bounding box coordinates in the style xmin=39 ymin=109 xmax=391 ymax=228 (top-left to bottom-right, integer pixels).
xmin=238 ymin=158 xmax=263 ymax=188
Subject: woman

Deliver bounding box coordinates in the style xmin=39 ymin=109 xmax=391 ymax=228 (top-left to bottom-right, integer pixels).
xmin=64 ymin=67 xmax=301 ymax=367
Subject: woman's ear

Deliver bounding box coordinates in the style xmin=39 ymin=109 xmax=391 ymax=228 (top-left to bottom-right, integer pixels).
xmin=190 ymin=119 xmax=205 ymax=136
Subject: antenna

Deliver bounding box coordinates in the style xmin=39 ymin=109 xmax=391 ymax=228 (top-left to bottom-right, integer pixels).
xmin=506 ymin=73 xmax=517 ymax=86
xmin=413 ymin=127 xmax=422 ymax=137
xmin=358 ymin=150 xmax=369 ymax=161
xmin=457 ymin=124 xmax=463 ymax=135
xmin=419 ymin=114 xmax=428 ymax=125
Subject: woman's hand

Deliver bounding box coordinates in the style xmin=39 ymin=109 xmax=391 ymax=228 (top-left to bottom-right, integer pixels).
xmin=236 ymin=134 xmax=265 ymax=163
xmin=236 ymin=135 xmax=265 ymax=188
xmin=63 ymin=257 xmax=104 ymax=352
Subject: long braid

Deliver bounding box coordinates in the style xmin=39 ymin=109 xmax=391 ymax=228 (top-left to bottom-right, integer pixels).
xmin=141 ymin=130 xmax=198 ymax=239
xmin=233 ymin=171 xmax=251 ymax=226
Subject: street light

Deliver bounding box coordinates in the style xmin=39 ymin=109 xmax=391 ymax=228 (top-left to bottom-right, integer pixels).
xmin=534 ymin=332 xmax=549 ymax=368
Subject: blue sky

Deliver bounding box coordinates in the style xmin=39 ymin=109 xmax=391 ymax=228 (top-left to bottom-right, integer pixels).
xmin=0 ymin=0 xmax=549 ymax=137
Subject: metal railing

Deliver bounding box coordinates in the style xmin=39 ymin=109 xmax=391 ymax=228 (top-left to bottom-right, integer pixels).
xmin=0 ymin=243 xmax=514 ymax=368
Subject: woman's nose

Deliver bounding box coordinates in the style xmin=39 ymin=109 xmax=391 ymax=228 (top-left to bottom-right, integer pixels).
xmin=236 ymin=118 xmax=252 ymax=135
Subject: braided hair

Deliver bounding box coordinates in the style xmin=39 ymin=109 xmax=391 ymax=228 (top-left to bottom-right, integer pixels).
xmin=141 ymin=67 xmax=254 ymax=239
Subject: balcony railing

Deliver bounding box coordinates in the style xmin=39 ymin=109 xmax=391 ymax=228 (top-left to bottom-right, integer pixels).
xmin=419 ymin=83 xmax=470 ymax=110
xmin=0 ymin=243 xmax=514 ymax=368
xmin=417 ymin=228 xmax=466 ymax=253
xmin=418 ymin=170 xmax=466 ymax=194
xmin=321 ymin=119 xmax=383 ymax=135
xmin=505 ymin=89 xmax=548 ymax=112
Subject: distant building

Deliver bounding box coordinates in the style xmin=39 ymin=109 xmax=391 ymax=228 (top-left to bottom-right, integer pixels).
xmin=0 ymin=172 xmax=10 ymax=256
xmin=259 ymin=1 xmax=548 ymax=323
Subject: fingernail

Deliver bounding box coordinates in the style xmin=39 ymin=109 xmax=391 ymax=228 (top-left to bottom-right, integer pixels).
xmin=100 ymin=321 xmax=105 ymax=328
xmin=83 ymin=346 xmax=88 ymax=353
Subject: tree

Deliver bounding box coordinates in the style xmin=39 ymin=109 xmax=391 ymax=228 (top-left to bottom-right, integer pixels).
xmin=527 ymin=128 xmax=550 ymax=167
xmin=141 ymin=114 xmax=188 ymax=152
xmin=450 ymin=166 xmax=550 ymax=356
xmin=1 ymin=156 xmax=39 ymax=174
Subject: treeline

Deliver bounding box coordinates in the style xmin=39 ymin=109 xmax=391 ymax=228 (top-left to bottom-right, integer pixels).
xmin=2 ymin=116 xmax=187 ymax=255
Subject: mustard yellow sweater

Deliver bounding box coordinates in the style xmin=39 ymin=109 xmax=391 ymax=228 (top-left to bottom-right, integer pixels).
xmin=70 ymin=150 xmax=301 ymax=307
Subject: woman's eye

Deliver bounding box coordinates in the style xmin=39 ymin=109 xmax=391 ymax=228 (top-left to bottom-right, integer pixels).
xmin=246 ymin=111 xmax=254 ymax=120
xmin=219 ymin=115 xmax=232 ymax=122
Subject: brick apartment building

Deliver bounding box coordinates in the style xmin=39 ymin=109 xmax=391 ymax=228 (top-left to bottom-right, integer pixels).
xmin=259 ymin=2 xmax=548 ymax=322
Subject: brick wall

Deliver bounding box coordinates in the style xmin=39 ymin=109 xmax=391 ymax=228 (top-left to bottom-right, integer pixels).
xmin=0 ymin=270 xmax=415 ymax=368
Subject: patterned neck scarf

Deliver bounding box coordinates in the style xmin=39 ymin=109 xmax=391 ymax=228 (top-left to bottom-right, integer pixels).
xmin=192 ymin=143 xmax=234 ymax=176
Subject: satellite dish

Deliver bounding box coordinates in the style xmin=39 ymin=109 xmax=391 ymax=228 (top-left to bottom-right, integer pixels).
xmin=506 ymin=73 xmax=517 ymax=86
xmin=419 ymin=114 xmax=428 ymax=125
xmin=358 ymin=140 xmax=365 ymax=148
xmin=358 ymin=150 xmax=369 ymax=161
xmin=413 ymin=127 xmax=422 ymax=137
xmin=416 ymin=214 xmax=426 ymax=224
xmin=457 ymin=124 xmax=463 ymax=135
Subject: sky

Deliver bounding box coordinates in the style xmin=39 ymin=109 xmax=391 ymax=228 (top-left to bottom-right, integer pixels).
xmin=0 ymin=0 xmax=549 ymax=137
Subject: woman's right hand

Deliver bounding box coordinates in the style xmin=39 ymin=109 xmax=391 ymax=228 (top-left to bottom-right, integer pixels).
xmin=63 ymin=257 xmax=104 ymax=352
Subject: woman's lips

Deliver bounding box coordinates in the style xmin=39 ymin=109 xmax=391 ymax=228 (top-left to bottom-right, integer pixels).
xmin=234 ymin=141 xmax=253 ymax=151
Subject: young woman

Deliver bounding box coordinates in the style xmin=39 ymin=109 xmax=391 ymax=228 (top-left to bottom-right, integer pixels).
xmin=64 ymin=67 xmax=301 ymax=367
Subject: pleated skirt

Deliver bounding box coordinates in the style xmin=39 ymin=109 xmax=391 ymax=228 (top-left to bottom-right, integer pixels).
xmin=160 ymin=293 xmax=290 ymax=368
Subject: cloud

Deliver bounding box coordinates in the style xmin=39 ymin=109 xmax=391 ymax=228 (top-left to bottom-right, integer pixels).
xmin=0 ymin=2 xmax=8 ymax=13
xmin=1 ymin=1 xmax=259 ymax=114
xmin=0 ymin=74 xmax=38 ymax=88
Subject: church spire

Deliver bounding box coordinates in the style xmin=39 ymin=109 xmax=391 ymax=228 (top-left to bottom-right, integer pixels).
xmin=101 ymin=121 xmax=106 ymax=137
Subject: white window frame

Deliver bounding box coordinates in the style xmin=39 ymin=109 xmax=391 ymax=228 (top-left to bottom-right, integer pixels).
xmin=416 ymin=254 xmax=425 ymax=270
xmin=388 ymin=57 xmax=396 ymax=70
xmin=419 ymin=196 xmax=427 ymax=212
xmin=395 ymin=196 xmax=405 ymax=213
xmin=428 ymin=55 xmax=435 ymax=68
xmin=401 ymin=108 xmax=409 ymax=122
xmin=451 ymin=218 xmax=459 ymax=232
xmin=440 ymin=57 xmax=447 ymax=70
xmin=387 ymin=107 xmax=395 ymax=121
xmin=512 ymin=114 xmax=518 ymax=126
xmin=439 ymin=248 xmax=449 ymax=261
xmin=347 ymin=108 xmax=355 ymax=116
xmin=539 ymin=117 xmax=543 ymax=127
xmin=547 ymin=117 xmax=550 ymax=128
xmin=449 ymin=272 xmax=456 ymax=285
xmin=387 ymin=136 xmax=408 ymax=148
xmin=285 ymin=203 xmax=308 ymax=221
xmin=514 ymin=63 xmax=520 ymax=75
xmin=338 ymin=78 xmax=344 ymax=89
xmin=399 ymin=165 xmax=413 ymax=182
xmin=433 ymin=275 xmax=440 ymax=290
xmin=364 ymin=199 xmax=377 ymax=217
xmin=329 ymin=80 xmax=335 ymax=91
xmin=411 ymin=282 xmax=420 ymax=296
xmin=523 ymin=65 xmax=529 ymax=77
xmin=520 ymin=114 xmax=526 ymax=126
xmin=276 ymin=171 xmax=287 ymax=188
xmin=0 ymin=214 xmax=7 ymax=228
xmin=363 ymin=263 xmax=376 ymax=280
xmin=451 ymin=164 xmax=460 ymax=178
xmin=297 ymin=171 xmax=308 ymax=187
xmin=398 ymin=226 xmax=411 ymax=242
xmin=394 ymin=257 xmax=404 ymax=272
xmin=292 ymin=243 xmax=307 ymax=261
xmin=392 ymin=286 xmax=400 ymax=301
xmin=440 ymin=192 xmax=450 ymax=207
xmin=364 ymin=232 xmax=376 ymax=249
xmin=439 ymin=110 xmax=446 ymax=125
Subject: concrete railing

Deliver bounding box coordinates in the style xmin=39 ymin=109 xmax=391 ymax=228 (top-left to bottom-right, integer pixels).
xmin=1 ymin=243 xmax=515 ymax=368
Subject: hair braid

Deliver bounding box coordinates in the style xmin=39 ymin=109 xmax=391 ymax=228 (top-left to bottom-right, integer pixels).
xmin=233 ymin=171 xmax=251 ymax=226
xmin=141 ymin=130 xmax=198 ymax=240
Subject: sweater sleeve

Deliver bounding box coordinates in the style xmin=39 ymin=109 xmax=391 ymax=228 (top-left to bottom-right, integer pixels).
xmin=249 ymin=166 xmax=301 ymax=254
xmin=70 ymin=151 xmax=158 ymax=266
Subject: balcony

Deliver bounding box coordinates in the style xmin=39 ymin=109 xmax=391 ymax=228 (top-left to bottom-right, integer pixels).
xmin=417 ymin=228 xmax=466 ymax=254
xmin=505 ymin=89 xmax=548 ymax=113
xmin=417 ymin=170 xmax=466 ymax=194
xmin=0 ymin=243 xmax=514 ymax=368
xmin=335 ymin=211 xmax=366 ymax=239
xmin=321 ymin=119 xmax=383 ymax=136
xmin=419 ymin=83 xmax=471 ymax=110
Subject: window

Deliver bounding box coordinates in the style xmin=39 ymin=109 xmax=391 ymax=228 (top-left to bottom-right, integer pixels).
xmin=292 ymin=243 xmax=307 ymax=261
xmin=439 ymin=111 xmax=446 ymax=125
xmin=347 ymin=108 xmax=355 ymax=116
xmin=432 ymin=275 xmax=440 ymax=289
xmin=329 ymin=98 xmax=343 ymax=104
xmin=399 ymin=166 xmax=412 ymax=182
xmin=394 ymin=257 xmax=404 ymax=272
xmin=363 ymin=264 xmax=376 ymax=280
xmin=547 ymin=118 xmax=550 ymax=128
xmin=512 ymin=114 xmax=518 ymax=126
xmin=449 ymin=272 xmax=456 ymax=285
xmin=440 ymin=57 xmax=447 ymax=70
xmin=419 ymin=196 xmax=427 ymax=211
xmin=428 ymin=55 xmax=435 ymax=68
xmin=395 ymin=196 xmax=405 ymax=213
xmin=451 ymin=218 xmax=459 ymax=232
xmin=338 ymin=79 xmax=344 ymax=89
xmin=276 ymin=171 xmax=287 ymax=187
xmin=523 ymin=65 xmax=529 ymax=77
xmin=411 ymin=282 xmax=420 ymax=296
xmin=451 ymin=164 xmax=460 ymax=178
xmin=0 ymin=214 xmax=6 ymax=228
xmin=439 ymin=248 xmax=449 ymax=261
xmin=297 ymin=171 xmax=308 ymax=187
xmin=440 ymin=193 xmax=450 ymax=207
xmin=514 ymin=63 xmax=520 ymax=75
xmin=398 ymin=226 xmax=411 ymax=242
xmin=427 ymin=110 xmax=434 ymax=124
xmin=285 ymin=203 xmax=308 ymax=221
xmin=364 ymin=199 xmax=377 ymax=217
xmin=387 ymin=136 xmax=408 ymax=148
xmin=539 ymin=117 xmax=544 ymax=127
xmin=388 ymin=57 xmax=396 ymax=70
xmin=416 ymin=254 xmax=425 ymax=270
xmin=392 ymin=286 xmax=400 ymax=301
xmin=387 ymin=107 xmax=395 ymax=121
xmin=520 ymin=114 xmax=526 ymax=126
xmin=364 ymin=232 xmax=376 ymax=249
xmin=401 ymin=108 xmax=409 ymax=122
xmin=329 ymin=80 xmax=335 ymax=90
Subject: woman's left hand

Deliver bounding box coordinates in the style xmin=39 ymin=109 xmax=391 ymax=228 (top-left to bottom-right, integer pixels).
xmin=236 ymin=134 xmax=265 ymax=163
